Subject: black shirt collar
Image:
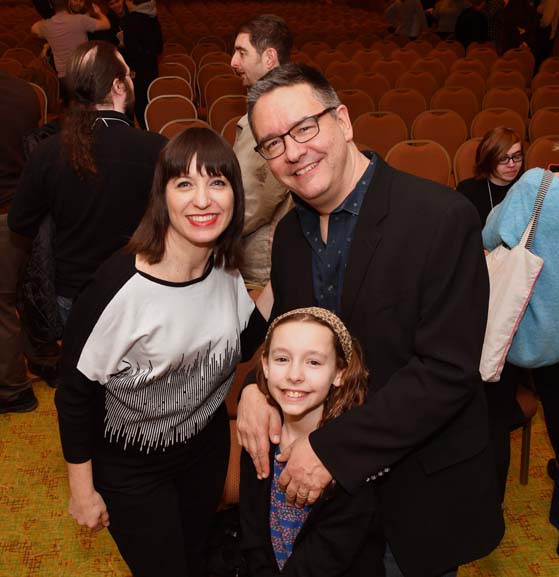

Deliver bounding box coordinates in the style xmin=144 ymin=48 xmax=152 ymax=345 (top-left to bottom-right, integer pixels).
xmin=93 ymin=110 xmax=134 ymax=128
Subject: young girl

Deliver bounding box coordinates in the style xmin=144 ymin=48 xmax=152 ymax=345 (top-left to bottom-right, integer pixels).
xmin=240 ymin=307 xmax=384 ymax=576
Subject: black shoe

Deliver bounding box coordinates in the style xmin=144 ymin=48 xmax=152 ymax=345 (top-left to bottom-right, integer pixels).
xmin=548 ymin=458 xmax=558 ymax=481
xmin=27 ymin=361 xmax=60 ymax=388
xmin=44 ymin=375 xmax=61 ymax=389
xmin=0 ymin=389 xmax=38 ymax=414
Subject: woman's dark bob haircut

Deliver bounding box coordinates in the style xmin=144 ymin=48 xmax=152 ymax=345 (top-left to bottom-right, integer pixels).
xmin=127 ymin=127 xmax=245 ymax=270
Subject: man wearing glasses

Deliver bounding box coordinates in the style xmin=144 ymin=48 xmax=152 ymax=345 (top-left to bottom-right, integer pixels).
xmin=237 ymin=64 xmax=504 ymax=577
xmin=231 ymin=14 xmax=293 ymax=287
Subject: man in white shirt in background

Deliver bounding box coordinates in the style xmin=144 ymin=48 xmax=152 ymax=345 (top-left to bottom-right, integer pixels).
xmin=231 ymin=14 xmax=294 ymax=288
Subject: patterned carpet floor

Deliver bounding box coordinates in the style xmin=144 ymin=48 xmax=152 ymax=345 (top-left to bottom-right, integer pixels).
xmin=1 ymin=380 xmax=558 ymax=577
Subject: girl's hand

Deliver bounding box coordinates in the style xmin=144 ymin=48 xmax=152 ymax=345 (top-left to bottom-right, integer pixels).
xmin=68 ymin=489 xmax=109 ymax=533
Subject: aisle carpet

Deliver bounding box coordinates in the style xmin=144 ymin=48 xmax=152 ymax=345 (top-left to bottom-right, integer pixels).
xmin=1 ymin=380 xmax=558 ymax=577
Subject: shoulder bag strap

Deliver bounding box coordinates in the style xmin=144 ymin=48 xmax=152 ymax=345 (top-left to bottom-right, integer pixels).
xmin=519 ymin=170 xmax=554 ymax=250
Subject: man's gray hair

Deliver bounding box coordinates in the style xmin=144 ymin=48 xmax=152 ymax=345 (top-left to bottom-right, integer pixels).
xmin=247 ymin=63 xmax=341 ymax=135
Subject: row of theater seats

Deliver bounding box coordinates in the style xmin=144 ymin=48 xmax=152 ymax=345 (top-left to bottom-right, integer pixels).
xmin=349 ymin=103 xmax=559 ymax=155
xmin=143 ymin=33 xmax=559 ymax=183
xmin=2 ymin=3 xmax=557 ymax=183
xmin=158 ymin=0 xmax=398 ymax=52
xmin=362 ymin=134 xmax=558 ymax=188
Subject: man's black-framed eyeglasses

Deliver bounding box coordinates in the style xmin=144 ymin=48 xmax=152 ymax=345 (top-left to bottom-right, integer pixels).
xmin=254 ymin=107 xmax=338 ymax=160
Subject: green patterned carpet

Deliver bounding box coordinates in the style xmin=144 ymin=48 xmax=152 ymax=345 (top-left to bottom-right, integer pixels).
xmin=1 ymin=381 xmax=558 ymax=577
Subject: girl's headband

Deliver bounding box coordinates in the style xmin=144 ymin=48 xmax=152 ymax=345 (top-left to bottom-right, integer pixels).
xmin=266 ymin=307 xmax=353 ymax=364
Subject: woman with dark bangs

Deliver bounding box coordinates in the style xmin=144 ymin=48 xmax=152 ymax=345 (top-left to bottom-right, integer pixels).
xmin=55 ymin=127 xmax=271 ymax=577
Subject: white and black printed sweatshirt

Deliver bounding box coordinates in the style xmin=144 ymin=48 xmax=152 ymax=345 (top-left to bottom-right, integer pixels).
xmin=56 ymin=251 xmax=266 ymax=464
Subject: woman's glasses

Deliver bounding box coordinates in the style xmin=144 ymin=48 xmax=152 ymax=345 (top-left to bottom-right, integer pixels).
xmin=497 ymin=152 xmax=523 ymax=165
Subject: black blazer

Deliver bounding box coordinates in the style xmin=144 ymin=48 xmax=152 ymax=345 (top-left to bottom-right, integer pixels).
xmin=268 ymin=156 xmax=504 ymax=577
xmin=240 ymin=448 xmax=385 ymax=577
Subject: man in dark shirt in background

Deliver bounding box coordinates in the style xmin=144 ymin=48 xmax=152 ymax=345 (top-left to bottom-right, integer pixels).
xmin=121 ymin=0 xmax=163 ymax=128
xmin=454 ymin=0 xmax=490 ymax=48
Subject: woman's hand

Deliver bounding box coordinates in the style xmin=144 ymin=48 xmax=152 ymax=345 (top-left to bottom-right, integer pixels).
xmin=237 ymin=383 xmax=282 ymax=479
xmin=67 ymin=460 xmax=109 ymax=533
xmin=68 ymin=489 xmax=109 ymax=533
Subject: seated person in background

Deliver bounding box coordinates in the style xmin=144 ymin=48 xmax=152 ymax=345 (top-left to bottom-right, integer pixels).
xmin=457 ymin=127 xmax=524 ymax=225
xmin=241 ymin=307 xmax=384 ymax=576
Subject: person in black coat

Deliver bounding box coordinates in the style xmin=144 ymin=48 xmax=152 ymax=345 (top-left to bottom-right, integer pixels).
xmin=121 ymin=0 xmax=163 ymax=128
xmin=455 ymin=0 xmax=490 ymax=47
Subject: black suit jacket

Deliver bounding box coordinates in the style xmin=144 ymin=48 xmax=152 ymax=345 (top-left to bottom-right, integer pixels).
xmin=268 ymin=156 xmax=504 ymax=577
xmin=240 ymin=448 xmax=385 ymax=577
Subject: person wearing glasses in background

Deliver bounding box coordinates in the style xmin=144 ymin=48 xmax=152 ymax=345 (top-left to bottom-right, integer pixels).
xmin=236 ymin=63 xmax=504 ymax=577
xmin=457 ymin=127 xmax=524 ymax=226
xmin=457 ymin=127 xmax=527 ymax=507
